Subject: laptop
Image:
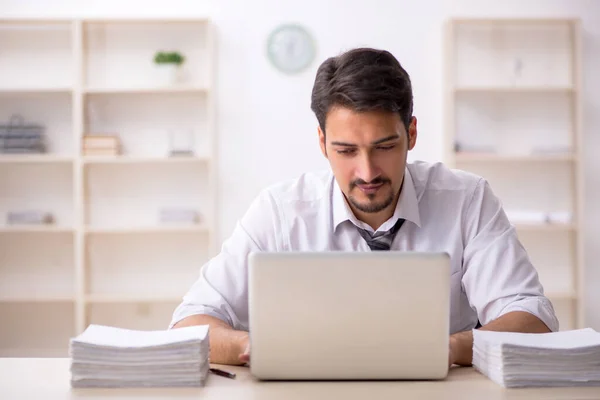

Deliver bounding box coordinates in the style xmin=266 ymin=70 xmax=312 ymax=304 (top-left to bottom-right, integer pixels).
xmin=248 ymin=251 xmax=451 ymax=380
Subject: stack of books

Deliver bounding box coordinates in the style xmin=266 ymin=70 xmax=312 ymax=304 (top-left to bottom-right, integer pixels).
xmin=473 ymin=328 xmax=600 ymax=388
xmin=70 ymin=324 xmax=210 ymax=388
xmin=82 ymin=134 xmax=120 ymax=156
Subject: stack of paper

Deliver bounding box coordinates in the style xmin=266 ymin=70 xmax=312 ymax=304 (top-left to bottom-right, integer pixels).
xmin=473 ymin=328 xmax=600 ymax=388
xmin=70 ymin=324 xmax=210 ymax=388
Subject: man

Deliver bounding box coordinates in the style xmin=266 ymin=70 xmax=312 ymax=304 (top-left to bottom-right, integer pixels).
xmin=171 ymin=48 xmax=558 ymax=367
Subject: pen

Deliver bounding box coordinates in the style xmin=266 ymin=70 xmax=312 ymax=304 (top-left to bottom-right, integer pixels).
xmin=210 ymin=367 xmax=237 ymax=379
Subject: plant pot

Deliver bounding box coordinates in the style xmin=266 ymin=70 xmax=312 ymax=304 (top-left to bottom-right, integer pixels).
xmin=154 ymin=64 xmax=181 ymax=86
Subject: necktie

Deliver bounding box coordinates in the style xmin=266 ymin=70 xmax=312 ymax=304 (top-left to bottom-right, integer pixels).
xmin=357 ymin=218 xmax=405 ymax=251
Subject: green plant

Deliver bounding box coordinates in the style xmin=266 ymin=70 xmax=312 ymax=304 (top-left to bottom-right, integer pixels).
xmin=153 ymin=51 xmax=185 ymax=66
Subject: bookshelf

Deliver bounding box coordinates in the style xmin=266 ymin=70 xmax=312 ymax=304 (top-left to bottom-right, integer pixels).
xmin=0 ymin=18 xmax=215 ymax=356
xmin=445 ymin=18 xmax=583 ymax=330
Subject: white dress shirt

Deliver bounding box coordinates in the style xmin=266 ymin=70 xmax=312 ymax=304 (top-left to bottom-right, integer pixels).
xmin=170 ymin=161 xmax=559 ymax=333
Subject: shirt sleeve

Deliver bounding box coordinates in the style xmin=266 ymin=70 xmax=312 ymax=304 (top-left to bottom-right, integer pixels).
xmin=461 ymin=178 xmax=559 ymax=332
xmin=169 ymin=189 xmax=282 ymax=330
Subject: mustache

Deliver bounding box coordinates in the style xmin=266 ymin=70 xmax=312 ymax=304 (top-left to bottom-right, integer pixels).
xmin=350 ymin=177 xmax=390 ymax=189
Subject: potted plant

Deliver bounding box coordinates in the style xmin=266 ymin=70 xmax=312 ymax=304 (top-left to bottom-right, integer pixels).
xmin=153 ymin=51 xmax=186 ymax=85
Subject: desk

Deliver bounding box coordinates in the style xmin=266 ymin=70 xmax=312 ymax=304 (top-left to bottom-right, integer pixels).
xmin=1 ymin=358 xmax=599 ymax=399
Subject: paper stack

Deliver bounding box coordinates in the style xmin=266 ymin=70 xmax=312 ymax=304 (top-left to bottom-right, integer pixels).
xmin=70 ymin=324 xmax=210 ymax=388
xmin=159 ymin=208 xmax=200 ymax=225
xmin=473 ymin=328 xmax=600 ymax=388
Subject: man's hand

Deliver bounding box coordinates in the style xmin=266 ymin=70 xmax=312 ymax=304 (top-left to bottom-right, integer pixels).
xmin=239 ymin=338 xmax=250 ymax=364
xmin=448 ymin=335 xmax=457 ymax=367
xmin=450 ymin=311 xmax=551 ymax=367
xmin=173 ymin=314 xmax=250 ymax=365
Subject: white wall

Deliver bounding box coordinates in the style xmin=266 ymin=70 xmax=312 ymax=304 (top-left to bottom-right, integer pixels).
xmin=1 ymin=0 xmax=599 ymax=329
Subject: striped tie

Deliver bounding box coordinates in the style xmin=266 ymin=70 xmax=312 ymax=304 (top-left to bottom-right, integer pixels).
xmin=357 ymin=218 xmax=405 ymax=251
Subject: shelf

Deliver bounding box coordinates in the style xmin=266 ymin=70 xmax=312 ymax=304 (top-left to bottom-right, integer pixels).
xmin=0 ymin=294 xmax=74 ymax=303
xmin=84 ymin=225 xmax=209 ymax=234
xmin=85 ymin=294 xmax=182 ymax=303
xmin=0 ymin=17 xmax=216 ymax=355
xmin=0 ymin=87 xmax=72 ymax=94
xmin=546 ymin=291 xmax=577 ymax=300
xmin=84 ymin=86 xmax=209 ymax=94
xmin=455 ymin=86 xmax=574 ymax=93
xmin=514 ymin=223 xmax=576 ymax=232
xmin=447 ymin=17 xmax=584 ymax=329
xmin=0 ymin=225 xmax=74 ymax=233
xmin=455 ymin=153 xmax=575 ymax=163
xmin=82 ymin=156 xmax=209 ymax=165
xmin=81 ymin=18 xmax=210 ymax=23
xmin=0 ymin=155 xmax=74 ymax=164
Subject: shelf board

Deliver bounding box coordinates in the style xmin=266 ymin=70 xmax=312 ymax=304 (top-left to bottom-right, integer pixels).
xmin=84 ymin=225 xmax=209 ymax=234
xmin=85 ymin=294 xmax=182 ymax=303
xmin=546 ymin=291 xmax=578 ymax=300
xmin=455 ymin=153 xmax=575 ymax=163
xmin=514 ymin=223 xmax=576 ymax=232
xmin=452 ymin=18 xmax=578 ymax=25
xmin=0 ymin=87 xmax=72 ymax=94
xmin=82 ymin=18 xmax=210 ymax=24
xmin=455 ymin=86 xmax=574 ymax=94
xmin=84 ymin=86 xmax=209 ymax=94
xmin=0 ymin=155 xmax=74 ymax=164
xmin=0 ymin=226 xmax=74 ymax=233
xmin=0 ymin=294 xmax=74 ymax=303
xmin=82 ymin=156 xmax=209 ymax=165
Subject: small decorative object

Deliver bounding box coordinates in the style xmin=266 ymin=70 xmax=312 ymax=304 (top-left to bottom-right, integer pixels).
xmin=511 ymin=56 xmax=523 ymax=86
xmin=547 ymin=211 xmax=573 ymax=225
xmin=453 ymin=140 xmax=496 ymax=155
xmin=153 ymin=51 xmax=186 ymax=85
xmin=267 ymin=24 xmax=316 ymax=74
xmin=531 ymin=145 xmax=573 ymax=155
xmin=168 ymin=130 xmax=195 ymax=157
xmin=505 ymin=210 xmax=548 ymax=225
xmin=0 ymin=114 xmax=46 ymax=154
xmin=83 ymin=134 xmax=121 ymax=156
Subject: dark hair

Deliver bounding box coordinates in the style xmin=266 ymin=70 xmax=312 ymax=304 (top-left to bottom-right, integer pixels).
xmin=310 ymin=48 xmax=413 ymax=135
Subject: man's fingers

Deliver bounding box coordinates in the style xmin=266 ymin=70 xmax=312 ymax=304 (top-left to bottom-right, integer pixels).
xmin=239 ymin=343 xmax=250 ymax=364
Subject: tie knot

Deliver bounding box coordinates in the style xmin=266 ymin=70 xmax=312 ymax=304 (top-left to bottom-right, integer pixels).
xmin=357 ymin=218 xmax=405 ymax=251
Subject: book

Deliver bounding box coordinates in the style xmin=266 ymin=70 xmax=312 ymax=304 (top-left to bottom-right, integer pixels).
xmin=83 ymin=148 xmax=120 ymax=156
xmin=70 ymin=324 xmax=210 ymax=388
xmin=473 ymin=328 xmax=600 ymax=387
xmin=82 ymin=134 xmax=120 ymax=149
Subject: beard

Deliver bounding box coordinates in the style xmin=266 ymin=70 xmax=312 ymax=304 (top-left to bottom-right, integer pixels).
xmin=347 ymin=177 xmax=395 ymax=214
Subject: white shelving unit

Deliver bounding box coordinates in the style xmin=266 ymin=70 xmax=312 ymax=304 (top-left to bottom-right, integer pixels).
xmin=445 ymin=18 xmax=584 ymax=330
xmin=0 ymin=18 xmax=216 ymax=356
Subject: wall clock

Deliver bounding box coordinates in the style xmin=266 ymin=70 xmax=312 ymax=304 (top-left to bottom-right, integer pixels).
xmin=267 ymin=24 xmax=316 ymax=74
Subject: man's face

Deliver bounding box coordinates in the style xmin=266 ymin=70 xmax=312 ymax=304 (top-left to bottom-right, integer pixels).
xmin=319 ymin=107 xmax=417 ymax=217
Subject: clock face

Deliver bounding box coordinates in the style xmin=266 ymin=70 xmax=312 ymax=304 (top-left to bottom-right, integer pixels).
xmin=267 ymin=24 xmax=316 ymax=74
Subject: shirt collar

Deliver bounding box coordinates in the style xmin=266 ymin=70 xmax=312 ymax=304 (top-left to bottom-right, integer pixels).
xmin=332 ymin=167 xmax=422 ymax=233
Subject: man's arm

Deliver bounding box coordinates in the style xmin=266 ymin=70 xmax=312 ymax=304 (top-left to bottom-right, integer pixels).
xmin=173 ymin=315 xmax=249 ymax=365
xmin=450 ymin=311 xmax=551 ymax=366
xmin=169 ymin=190 xmax=281 ymax=366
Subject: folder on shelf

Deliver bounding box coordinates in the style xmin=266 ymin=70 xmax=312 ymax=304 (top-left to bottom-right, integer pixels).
xmin=473 ymin=328 xmax=600 ymax=388
xmin=70 ymin=324 xmax=210 ymax=388
xmin=6 ymin=210 xmax=54 ymax=225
